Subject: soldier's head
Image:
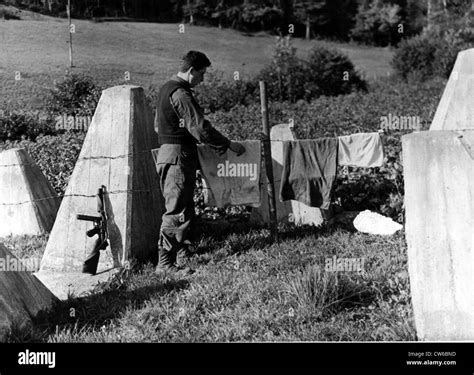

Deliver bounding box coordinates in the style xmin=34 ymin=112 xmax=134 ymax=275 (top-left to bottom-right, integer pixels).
xmin=178 ymin=50 xmax=211 ymax=87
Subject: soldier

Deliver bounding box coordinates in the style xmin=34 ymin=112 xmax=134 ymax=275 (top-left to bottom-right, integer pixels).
xmin=154 ymin=50 xmax=245 ymax=275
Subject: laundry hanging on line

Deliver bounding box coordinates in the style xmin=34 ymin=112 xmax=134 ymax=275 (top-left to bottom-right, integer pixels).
xmin=338 ymin=132 xmax=384 ymax=168
xmin=197 ymin=140 xmax=261 ymax=208
xmin=279 ymin=138 xmax=338 ymax=209
xmin=198 ymin=132 xmax=384 ymax=209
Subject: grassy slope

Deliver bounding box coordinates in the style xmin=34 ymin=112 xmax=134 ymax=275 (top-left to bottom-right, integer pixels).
xmin=0 ymin=16 xmax=393 ymax=110
xmin=5 ymin=222 xmax=415 ymax=343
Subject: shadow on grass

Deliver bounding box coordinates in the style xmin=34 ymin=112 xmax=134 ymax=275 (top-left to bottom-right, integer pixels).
xmin=193 ymin=217 xmax=351 ymax=259
xmin=13 ymin=269 xmax=190 ymax=343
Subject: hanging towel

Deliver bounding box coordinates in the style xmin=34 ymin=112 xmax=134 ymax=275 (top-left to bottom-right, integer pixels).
xmin=338 ymin=132 xmax=384 ymax=168
xmin=197 ymin=140 xmax=261 ymax=208
xmin=280 ymin=138 xmax=338 ymax=209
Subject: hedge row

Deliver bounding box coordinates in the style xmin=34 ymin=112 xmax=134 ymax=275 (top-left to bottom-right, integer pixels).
xmin=0 ymin=77 xmax=446 ymax=223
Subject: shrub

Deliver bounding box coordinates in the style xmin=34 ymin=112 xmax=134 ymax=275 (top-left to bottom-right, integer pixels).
xmin=433 ymin=30 xmax=472 ymax=79
xmin=257 ymin=36 xmax=309 ymax=103
xmin=194 ymin=70 xmax=258 ymax=113
xmin=257 ymin=37 xmax=367 ymax=103
xmin=305 ymin=45 xmax=368 ymax=97
xmin=392 ymin=31 xmax=472 ymax=80
xmin=0 ymin=8 xmax=21 ymax=20
xmin=391 ymin=35 xmax=441 ymax=81
xmin=0 ymin=110 xmax=56 ymax=142
xmin=45 ymin=73 xmax=102 ymax=117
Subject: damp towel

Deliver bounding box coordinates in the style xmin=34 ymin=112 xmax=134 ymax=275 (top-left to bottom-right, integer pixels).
xmin=197 ymin=140 xmax=261 ymax=208
xmin=338 ymin=132 xmax=384 ymax=168
xmin=279 ymin=138 xmax=338 ymax=209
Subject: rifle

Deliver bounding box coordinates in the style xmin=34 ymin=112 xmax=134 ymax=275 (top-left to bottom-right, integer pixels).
xmin=77 ymin=185 xmax=109 ymax=275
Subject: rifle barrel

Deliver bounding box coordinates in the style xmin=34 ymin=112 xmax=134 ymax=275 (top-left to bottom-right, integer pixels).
xmin=77 ymin=214 xmax=101 ymax=222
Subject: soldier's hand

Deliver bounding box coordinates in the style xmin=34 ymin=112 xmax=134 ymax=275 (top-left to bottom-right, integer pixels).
xmin=229 ymin=141 xmax=246 ymax=156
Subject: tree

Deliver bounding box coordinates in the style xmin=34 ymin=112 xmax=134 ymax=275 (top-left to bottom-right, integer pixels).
xmin=424 ymin=0 xmax=473 ymax=36
xmin=293 ymin=0 xmax=326 ymax=39
xmin=351 ymin=0 xmax=404 ymax=46
xmin=293 ymin=0 xmax=358 ymax=40
xmin=278 ymin=0 xmax=293 ymax=34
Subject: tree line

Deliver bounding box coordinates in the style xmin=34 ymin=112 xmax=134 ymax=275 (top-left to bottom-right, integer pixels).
xmin=4 ymin=0 xmax=473 ymax=46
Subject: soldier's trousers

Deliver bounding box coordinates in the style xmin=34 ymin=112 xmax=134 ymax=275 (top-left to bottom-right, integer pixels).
xmin=156 ymin=161 xmax=197 ymax=253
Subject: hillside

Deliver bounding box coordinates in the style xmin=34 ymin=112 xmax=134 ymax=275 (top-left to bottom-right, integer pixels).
xmin=0 ymin=11 xmax=393 ymax=110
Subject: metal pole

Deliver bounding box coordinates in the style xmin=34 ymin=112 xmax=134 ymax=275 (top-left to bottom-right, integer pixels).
xmin=259 ymin=81 xmax=278 ymax=242
xmin=68 ymin=0 xmax=73 ymax=68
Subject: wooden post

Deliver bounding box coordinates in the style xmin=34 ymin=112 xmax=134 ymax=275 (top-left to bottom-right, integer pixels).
xmin=67 ymin=0 xmax=74 ymax=68
xmin=305 ymin=16 xmax=311 ymax=40
xmin=259 ymin=81 xmax=279 ymax=242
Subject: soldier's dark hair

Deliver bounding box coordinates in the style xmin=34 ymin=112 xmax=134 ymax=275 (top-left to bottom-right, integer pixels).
xmin=180 ymin=51 xmax=211 ymax=72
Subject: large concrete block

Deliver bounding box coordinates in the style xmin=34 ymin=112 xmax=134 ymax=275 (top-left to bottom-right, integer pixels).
xmin=250 ymin=123 xmax=324 ymax=226
xmin=402 ymin=130 xmax=474 ymax=340
xmin=430 ymin=48 xmax=474 ymax=131
xmin=0 ymin=148 xmax=60 ymax=237
xmin=40 ymin=85 xmax=162 ymax=273
xmin=0 ymin=243 xmax=57 ymax=342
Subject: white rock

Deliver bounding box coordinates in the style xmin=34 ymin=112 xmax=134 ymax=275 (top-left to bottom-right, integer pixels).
xmin=353 ymin=210 xmax=403 ymax=235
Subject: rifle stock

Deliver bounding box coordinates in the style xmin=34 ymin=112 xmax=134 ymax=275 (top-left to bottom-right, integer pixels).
xmin=77 ymin=186 xmax=109 ymax=275
xmin=82 ymin=237 xmax=108 ymax=275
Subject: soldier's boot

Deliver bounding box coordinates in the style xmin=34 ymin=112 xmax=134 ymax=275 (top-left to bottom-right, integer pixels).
xmin=172 ymin=247 xmax=195 ymax=275
xmin=155 ymin=247 xmax=194 ymax=276
xmin=175 ymin=245 xmax=192 ymax=268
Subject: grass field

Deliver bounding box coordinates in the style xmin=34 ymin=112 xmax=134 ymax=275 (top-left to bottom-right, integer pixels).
xmin=5 ymin=220 xmax=415 ymax=343
xmin=0 ymin=9 xmax=394 ymax=110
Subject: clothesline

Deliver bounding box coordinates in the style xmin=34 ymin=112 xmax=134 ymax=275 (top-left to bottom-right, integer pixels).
xmin=198 ymin=133 xmax=384 ymax=209
xmin=1 ymin=134 xmax=382 ymax=208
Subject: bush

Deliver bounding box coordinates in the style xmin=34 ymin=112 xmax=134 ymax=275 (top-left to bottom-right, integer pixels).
xmin=0 ymin=110 xmax=56 ymax=142
xmin=46 ymin=73 xmax=102 ymax=117
xmin=257 ymin=37 xmax=367 ymax=103
xmin=433 ymin=39 xmax=461 ymax=79
xmin=391 ymin=35 xmax=441 ymax=80
xmin=305 ymin=45 xmax=368 ymax=97
xmin=0 ymin=8 xmax=21 ymax=20
xmin=433 ymin=30 xmax=472 ymax=79
xmin=392 ymin=32 xmax=472 ymax=80
xmin=0 ymin=133 xmax=86 ymax=196
xmin=257 ymin=36 xmax=310 ymax=103
xmin=194 ymin=70 xmax=258 ymax=113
